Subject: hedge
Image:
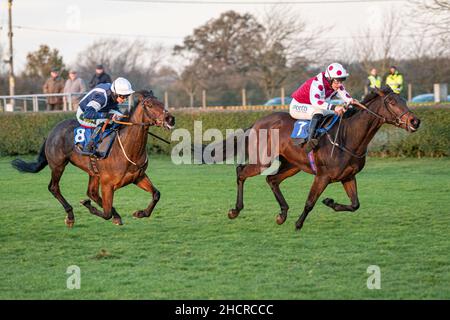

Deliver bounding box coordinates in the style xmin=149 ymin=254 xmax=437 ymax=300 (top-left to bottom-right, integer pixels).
xmin=0 ymin=107 xmax=449 ymax=157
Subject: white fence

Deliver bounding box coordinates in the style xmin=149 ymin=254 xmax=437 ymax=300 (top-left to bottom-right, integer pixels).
xmin=0 ymin=92 xmax=135 ymax=112
xmin=0 ymin=93 xmax=86 ymax=112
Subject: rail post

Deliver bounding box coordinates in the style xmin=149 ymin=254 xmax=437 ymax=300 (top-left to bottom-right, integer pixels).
xmin=33 ymin=95 xmax=38 ymax=112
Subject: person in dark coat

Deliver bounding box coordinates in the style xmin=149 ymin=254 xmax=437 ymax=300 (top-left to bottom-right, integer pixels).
xmin=43 ymin=67 xmax=65 ymax=111
xmin=88 ymin=64 xmax=112 ymax=89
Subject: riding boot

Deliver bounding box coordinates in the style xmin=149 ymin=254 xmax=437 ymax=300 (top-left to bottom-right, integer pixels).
xmin=305 ymin=114 xmax=322 ymax=153
xmin=82 ymin=126 xmax=102 ymax=156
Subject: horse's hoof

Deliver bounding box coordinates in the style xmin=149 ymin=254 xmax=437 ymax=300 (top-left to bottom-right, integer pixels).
xmin=276 ymin=214 xmax=287 ymax=225
xmin=133 ymin=210 xmax=146 ymax=218
xmin=322 ymin=198 xmax=335 ymax=207
xmin=65 ymin=218 xmax=75 ymax=228
xmin=228 ymin=209 xmax=239 ymax=219
xmin=112 ymin=218 xmax=123 ymax=226
xmin=80 ymin=199 xmax=91 ymax=207
xmin=295 ymin=221 xmax=303 ymax=231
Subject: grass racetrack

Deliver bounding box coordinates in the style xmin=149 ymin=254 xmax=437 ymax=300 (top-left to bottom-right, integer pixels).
xmin=0 ymin=155 xmax=449 ymax=299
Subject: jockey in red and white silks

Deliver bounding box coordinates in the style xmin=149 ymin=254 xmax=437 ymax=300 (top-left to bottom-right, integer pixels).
xmin=289 ymin=63 xmax=358 ymax=152
xmin=290 ymin=63 xmax=356 ymax=120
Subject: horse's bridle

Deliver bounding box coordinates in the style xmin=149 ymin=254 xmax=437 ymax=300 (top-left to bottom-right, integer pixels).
xmin=357 ymin=92 xmax=412 ymax=127
xmin=113 ymin=97 xmax=168 ymax=128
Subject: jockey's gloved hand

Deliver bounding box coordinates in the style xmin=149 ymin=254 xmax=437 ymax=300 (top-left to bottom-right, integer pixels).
xmin=335 ymin=105 xmax=346 ymax=117
xmin=349 ymin=98 xmax=359 ymax=106
xmin=109 ymin=110 xmax=124 ymax=122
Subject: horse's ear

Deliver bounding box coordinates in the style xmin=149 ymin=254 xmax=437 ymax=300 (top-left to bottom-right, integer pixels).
xmin=135 ymin=91 xmax=146 ymax=103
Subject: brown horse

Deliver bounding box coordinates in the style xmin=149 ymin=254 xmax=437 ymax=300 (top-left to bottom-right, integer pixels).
xmin=12 ymin=90 xmax=175 ymax=227
xmin=223 ymin=86 xmax=421 ymax=232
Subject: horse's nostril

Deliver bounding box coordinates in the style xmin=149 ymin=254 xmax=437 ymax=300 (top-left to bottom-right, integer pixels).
xmin=165 ymin=115 xmax=175 ymax=126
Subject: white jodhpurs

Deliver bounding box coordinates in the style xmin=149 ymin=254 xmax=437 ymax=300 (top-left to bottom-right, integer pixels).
xmin=289 ymin=98 xmax=334 ymax=120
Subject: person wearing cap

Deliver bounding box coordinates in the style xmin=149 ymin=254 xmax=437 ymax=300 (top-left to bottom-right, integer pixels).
xmin=43 ymin=67 xmax=65 ymax=111
xmin=289 ymin=62 xmax=358 ymax=152
xmin=385 ymin=66 xmax=404 ymax=94
xmin=76 ymin=77 xmax=135 ymax=156
xmin=64 ymin=70 xmax=87 ymax=111
xmin=88 ymin=64 xmax=112 ymax=89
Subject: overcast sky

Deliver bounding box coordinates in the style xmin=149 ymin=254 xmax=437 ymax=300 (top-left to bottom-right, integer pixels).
xmin=0 ymin=0 xmax=411 ymax=72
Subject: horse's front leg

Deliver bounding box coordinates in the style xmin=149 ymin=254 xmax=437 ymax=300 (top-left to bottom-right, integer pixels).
xmin=322 ymin=177 xmax=360 ymax=212
xmin=295 ymin=176 xmax=330 ymax=231
xmin=81 ymin=175 xmax=123 ymax=225
xmin=133 ymin=174 xmax=160 ymax=218
xmin=81 ymin=183 xmax=115 ymax=221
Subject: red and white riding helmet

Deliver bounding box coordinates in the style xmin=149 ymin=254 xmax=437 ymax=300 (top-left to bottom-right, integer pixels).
xmin=325 ymin=62 xmax=349 ymax=81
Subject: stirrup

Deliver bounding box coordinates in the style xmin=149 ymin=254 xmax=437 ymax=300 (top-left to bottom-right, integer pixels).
xmin=79 ymin=144 xmax=97 ymax=157
xmin=305 ymin=138 xmax=318 ymax=153
xmin=79 ymin=150 xmax=98 ymax=157
xmin=292 ymin=138 xmax=306 ymax=146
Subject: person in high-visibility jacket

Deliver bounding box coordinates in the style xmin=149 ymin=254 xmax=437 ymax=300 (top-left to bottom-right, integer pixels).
xmin=367 ymin=68 xmax=381 ymax=91
xmin=385 ymin=66 xmax=404 ymax=94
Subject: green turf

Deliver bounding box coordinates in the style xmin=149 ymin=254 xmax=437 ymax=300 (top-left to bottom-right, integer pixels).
xmin=0 ymin=155 xmax=449 ymax=299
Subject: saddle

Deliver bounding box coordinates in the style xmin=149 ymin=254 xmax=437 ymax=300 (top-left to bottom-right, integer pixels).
xmin=74 ymin=124 xmax=118 ymax=159
xmin=290 ymin=114 xmax=339 ymax=146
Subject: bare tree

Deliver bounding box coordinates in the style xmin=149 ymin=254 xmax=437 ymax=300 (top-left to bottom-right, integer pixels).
xmin=351 ymin=8 xmax=404 ymax=76
xmin=177 ymin=64 xmax=202 ymax=107
xmin=379 ymin=10 xmax=404 ymax=71
xmin=410 ymin=0 xmax=450 ymax=36
xmin=75 ymin=39 xmax=166 ymax=90
xmin=349 ymin=27 xmax=376 ymax=72
xmin=253 ymin=5 xmax=325 ymax=99
xmin=407 ymin=1 xmax=450 ymax=57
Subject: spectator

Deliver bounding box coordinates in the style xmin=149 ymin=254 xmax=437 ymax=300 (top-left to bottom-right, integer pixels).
xmin=89 ymin=64 xmax=112 ymax=89
xmin=64 ymin=70 xmax=87 ymax=111
xmin=385 ymin=66 xmax=404 ymax=95
xmin=43 ymin=67 xmax=65 ymax=111
xmin=367 ymin=68 xmax=381 ymax=91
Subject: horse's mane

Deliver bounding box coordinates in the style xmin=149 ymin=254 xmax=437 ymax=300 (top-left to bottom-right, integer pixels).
xmin=136 ymin=89 xmax=156 ymax=99
xmin=361 ymin=86 xmax=393 ymax=105
xmin=129 ymin=90 xmax=157 ymax=113
xmin=343 ymin=86 xmax=393 ymax=119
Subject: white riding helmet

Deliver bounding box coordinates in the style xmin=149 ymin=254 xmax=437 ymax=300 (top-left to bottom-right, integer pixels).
xmin=111 ymin=77 xmax=135 ymax=95
xmin=325 ymin=63 xmax=349 ymax=80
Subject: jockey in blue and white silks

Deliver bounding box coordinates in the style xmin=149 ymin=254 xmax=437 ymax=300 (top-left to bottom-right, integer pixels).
xmin=76 ymin=77 xmax=134 ymax=155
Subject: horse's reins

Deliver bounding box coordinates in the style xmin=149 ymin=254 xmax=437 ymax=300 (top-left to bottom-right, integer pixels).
xmin=112 ymin=118 xmax=171 ymax=144
xmin=330 ymin=115 xmax=342 ymax=158
xmin=328 ymin=93 xmax=413 ymax=159
xmin=116 ymin=131 xmax=147 ymax=167
xmin=326 ymin=132 xmax=368 ymax=159
xmin=112 ymin=119 xmax=155 ymax=127
xmin=353 ymin=93 xmax=412 ymax=127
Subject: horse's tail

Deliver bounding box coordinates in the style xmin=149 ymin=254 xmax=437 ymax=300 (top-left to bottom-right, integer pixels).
xmin=196 ymin=127 xmax=251 ymax=164
xmin=11 ymin=140 xmax=48 ymax=173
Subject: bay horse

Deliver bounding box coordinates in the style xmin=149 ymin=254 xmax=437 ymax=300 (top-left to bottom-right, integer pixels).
xmin=224 ymin=86 xmax=421 ymax=232
xmin=12 ymin=90 xmax=175 ymax=227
